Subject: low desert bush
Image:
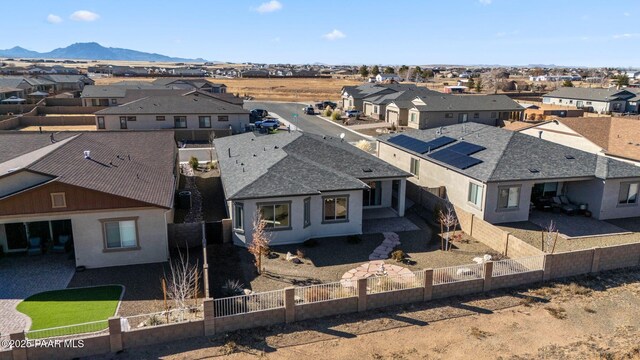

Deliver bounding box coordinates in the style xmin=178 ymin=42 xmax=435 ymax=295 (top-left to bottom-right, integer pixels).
xmin=296 ymin=249 xmax=305 ymax=259
xmin=390 ymin=249 xmax=406 ymax=262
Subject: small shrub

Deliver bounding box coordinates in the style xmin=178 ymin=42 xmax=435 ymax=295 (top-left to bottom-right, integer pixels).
xmin=303 ymin=239 xmax=318 ymax=247
xmin=223 ymin=340 xmax=238 ymax=355
xmin=146 ymin=314 xmax=164 ymax=326
xmin=390 ymin=249 xmax=406 ymax=262
xmin=303 ymin=287 xmax=331 ymax=303
xmin=296 ymin=249 xmax=305 ymax=259
xmin=355 ymin=139 xmax=373 ymax=152
xmin=469 ymin=326 xmax=491 ymax=340
xmin=566 ymin=283 xmax=592 ymax=296
xmin=346 ymin=235 xmax=361 ymax=244
xmin=221 ymin=279 xmax=244 ymax=297
xmin=188 ymin=156 xmax=199 ymax=171
xmin=323 ymin=107 xmax=333 ymax=117
xmin=331 ymin=110 xmax=341 ymax=121
xmin=545 ymin=306 xmax=567 ymax=320
xmin=583 ymin=306 xmax=597 ymax=314
xmin=208 ymin=160 xmax=218 ymax=170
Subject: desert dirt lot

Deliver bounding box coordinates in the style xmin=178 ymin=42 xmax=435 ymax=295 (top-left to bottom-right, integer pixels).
xmin=86 ymin=267 xmax=640 ymax=360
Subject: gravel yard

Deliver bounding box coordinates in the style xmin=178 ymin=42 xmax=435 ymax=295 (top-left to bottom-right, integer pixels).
xmin=499 ymin=217 xmax=640 ymax=252
xmin=215 ymin=228 xmax=500 ymax=294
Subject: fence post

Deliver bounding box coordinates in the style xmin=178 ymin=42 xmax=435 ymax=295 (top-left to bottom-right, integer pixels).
xmin=423 ymin=269 xmax=434 ymax=301
xmin=108 ymin=317 xmax=123 ymax=353
xmin=483 ymin=261 xmax=493 ymax=292
xmin=284 ymin=287 xmax=296 ymax=323
xmin=203 ymin=298 xmax=216 ymax=336
xmin=10 ymin=332 xmax=27 ymax=360
xmin=543 ymin=253 xmax=553 ymax=281
xmin=590 ymin=247 xmax=601 ymax=273
xmin=357 ymin=278 xmax=368 ymax=312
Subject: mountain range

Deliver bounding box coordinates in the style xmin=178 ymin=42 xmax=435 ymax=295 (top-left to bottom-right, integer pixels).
xmin=0 ymin=42 xmax=206 ymax=63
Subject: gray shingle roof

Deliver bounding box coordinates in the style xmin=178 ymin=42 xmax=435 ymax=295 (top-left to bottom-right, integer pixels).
xmin=80 ymin=85 xmax=128 ymax=98
xmin=363 ymin=87 xmax=440 ymax=105
xmin=543 ymin=87 xmax=635 ymax=102
xmin=215 ymin=132 xmax=410 ymax=200
xmin=343 ymin=83 xmax=423 ymax=100
xmin=379 ymin=123 xmax=640 ymax=182
xmin=95 ymin=94 xmax=248 ymax=115
xmin=411 ymin=94 xmax=523 ymax=112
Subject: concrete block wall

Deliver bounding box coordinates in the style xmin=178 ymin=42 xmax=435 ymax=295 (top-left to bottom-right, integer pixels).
xmin=491 ymin=270 xmax=544 ymax=290
xmin=599 ymin=243 xmax=640 ymax=271
xmin=505 ymin=234 xmax=544 ymax=258
xmin=547 ymin=250 xmax=594 ymax=280
xmin=367 ymin=288 xmax=423 ymax=310
xmin=121 ymin=320 xmax=204 ymax=349
xmin=470 ymin=217 xmax=506 ymax=253
xmin=19 ymin=115 xmax=96 ymax=126
xmin=432 ymin=279 xmax=484 ymax=299
xmin=295 ymin=297 xmax=358 ymax=321
xmin=214 ymin=308 xmax=285 ymax=333
xmin=25 ymin=335 xmax=110 ymax=360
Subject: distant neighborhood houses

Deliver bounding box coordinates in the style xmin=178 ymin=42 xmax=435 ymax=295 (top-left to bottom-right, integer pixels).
xmin=542 ymin=87 xmax=640 ymax=114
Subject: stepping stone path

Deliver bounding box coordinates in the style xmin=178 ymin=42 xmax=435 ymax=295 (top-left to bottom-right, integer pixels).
xmin=369 ymin=232 xmax=400 ymax=260
xmin=340 ymin=260 xmax=414 ymax=288
xmin=181 ymin=164 xmax=203 ymax=223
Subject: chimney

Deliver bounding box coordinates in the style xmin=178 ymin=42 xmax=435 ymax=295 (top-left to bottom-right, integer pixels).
xmin=83 ymin=150 xmax=91 ymax=159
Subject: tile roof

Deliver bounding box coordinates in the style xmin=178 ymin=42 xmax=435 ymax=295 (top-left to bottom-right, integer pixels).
xmin=214 ymin=132 xmax=410 ymax=200
xmin=543 ymin=87 xmax=635 ymax=102
xmin=379 ymin=123 xmax=640 ymax=182
xmin=95 ymin=93 xmax=249 ymax=115
xmin=0 ymin=131 xmax=176 ymax=208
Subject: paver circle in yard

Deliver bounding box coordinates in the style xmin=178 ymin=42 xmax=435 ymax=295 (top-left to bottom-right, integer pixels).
xmin=340 ymin=260 xmax=415 ymax=287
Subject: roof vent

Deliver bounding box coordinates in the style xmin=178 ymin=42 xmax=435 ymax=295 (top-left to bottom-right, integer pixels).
xmin=83 ymin=150 xmax=91 ymax=159
xmin=274 ymin=145 xmax=279 ymax=149
xmin=528 ymin=168 xmax=539 ymax=173
xmin=362 ymin=168 xmax=373 ymax=173
xmin=565 ymin=155 xmax=575 ymax=159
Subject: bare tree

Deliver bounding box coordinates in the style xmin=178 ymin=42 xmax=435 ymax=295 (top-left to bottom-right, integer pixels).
xmin=541 ymin=220 xmax=559 ymax=253
xmin=439 ymin=205 xmax=458 ymax=251
xmin=248 ymin=214 xmax=272 ymax=274
xmin=164 ymin=249 xmax=200 ymax=320
xmin=208 ymin=131 xmax=215 ymax=164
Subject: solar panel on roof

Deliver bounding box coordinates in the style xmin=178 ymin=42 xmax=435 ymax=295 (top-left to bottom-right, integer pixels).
xmin=446 ymin=141 xmax=486 ymax=156
xmin=422 ymin=136 xmax=456 ymax=152
xmin=428 ymin=149 xmax=483 ymax=170
xmin=388 ymin=135 xmax=456 ymax=154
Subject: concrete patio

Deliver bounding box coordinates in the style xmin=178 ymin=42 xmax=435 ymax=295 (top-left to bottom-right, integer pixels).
xmin=529 ymin=211 xmax=631 ymax=239
xmin=0 ymin=253 xmax=75 ymax=335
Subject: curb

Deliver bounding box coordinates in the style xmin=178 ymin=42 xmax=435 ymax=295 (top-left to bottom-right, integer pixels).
xmin=314 ymin=115 xmax=375 ymax=140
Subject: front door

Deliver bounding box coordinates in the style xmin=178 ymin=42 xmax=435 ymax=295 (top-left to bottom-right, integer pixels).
xmin=458 ymin=113 xmax=468 ymax=123
xmin=120 ymin=117 xmax=127 ymax=129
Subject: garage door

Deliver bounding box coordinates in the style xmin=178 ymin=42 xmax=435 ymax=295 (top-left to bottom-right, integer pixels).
xmin=364 ymin=103 xmax=372 ymax=116
xmin=387 ymin=110 xmax=399 ymax=124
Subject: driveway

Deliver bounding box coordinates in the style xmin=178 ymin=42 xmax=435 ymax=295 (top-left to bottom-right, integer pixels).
xmin=0 ymin=254 xmax=75 ymax=336
xmin=245 ymin=101 xmax=369 ymax=143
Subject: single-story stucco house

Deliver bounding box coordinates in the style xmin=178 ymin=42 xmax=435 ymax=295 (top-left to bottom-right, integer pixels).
xmin=214 ymin=132 xmax=410 ymax=246
xmin=377 ymin=123 xmax=640 ymax=224
xmin=0 ymin=131 xmax=177 ymax=268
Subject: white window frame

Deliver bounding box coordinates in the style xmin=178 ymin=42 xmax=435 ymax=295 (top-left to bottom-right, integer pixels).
xmin=618 ymin=182 xmax=639 ymax=206
xmin=101 ymin=218 xmax=139 ymax=251
xmin=467 ymin=183 xmax=483 ymax=208
xmin=233 ymin=202 xmax=244 ymax=232
xmin=410 ymin=158 xmax=420 ymax=179
xmin=497 ymin=185 xmax=521 ymax=210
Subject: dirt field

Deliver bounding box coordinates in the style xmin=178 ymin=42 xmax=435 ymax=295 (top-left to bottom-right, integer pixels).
xmin=86 ymin=267 xmax=640 ymax=360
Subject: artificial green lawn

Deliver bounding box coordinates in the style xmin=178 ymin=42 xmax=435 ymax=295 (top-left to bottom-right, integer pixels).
xmin=17 ymin=285 xmax=122 ymax=336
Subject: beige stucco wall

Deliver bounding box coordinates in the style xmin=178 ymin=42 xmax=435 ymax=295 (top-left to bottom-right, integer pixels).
xmin=409 ymin=110 xmax=502 ymax=130
xmin=231 ymin=190 xmax=364 ymax=246
xmin=98 ymin=113 xmax=250 ymax=133
xmin=599 ymin=177 xmax=640 ymax=220
xmin=0 ymin=207 xmax=170 ymax=268
xmin=543 ymin=97 xmax=627 ymax=114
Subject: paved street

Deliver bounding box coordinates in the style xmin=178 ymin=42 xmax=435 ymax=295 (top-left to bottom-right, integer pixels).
xmin=245 ymin=101 xmax=370 ymax=143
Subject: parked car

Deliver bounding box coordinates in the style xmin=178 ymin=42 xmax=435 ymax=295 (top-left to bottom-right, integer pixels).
xmin=316 ymin=101 xmax=337 ymax=110
xmin=255 ymin=117 xmax=280 ymax=129
xmin=303 ymin=106 xmax=315 ymax=115
xmin=345 ymin=110 xmax=362 ymax=118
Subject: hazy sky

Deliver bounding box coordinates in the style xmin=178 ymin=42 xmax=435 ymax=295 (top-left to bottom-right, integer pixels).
xmin=2 ymin=0 xmax=639 ymax=67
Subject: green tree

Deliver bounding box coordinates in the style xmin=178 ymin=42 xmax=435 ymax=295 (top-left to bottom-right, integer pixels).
xmin=358 ymin=65 xmax=369 ymax=78
xmin=474 ymin=78 xmax=484 ymax=93
xmin=562 ymin=80 xmax=574 ymax=87
xmin=414 ymin=66 xmax=422 ymax=74
xmin=467 ymin=77 xmax=475 ymax=91
xmin=614 ymin=74 xmax=630 ymax=86
xmin=371 ymin=65 xmax=380 ymax=76
xmin=383 ymin=66 xmax=395 ymax=74
xmin=398 ymin=65 xmax=409 ymax=78
xmin=422 ymin=69 xmax=434 ymax=79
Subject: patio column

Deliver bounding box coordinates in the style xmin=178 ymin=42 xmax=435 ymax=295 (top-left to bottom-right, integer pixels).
xmin=108 ymin=317 xmax=123 ymax=353
xmin=398 ymin=179 xmax=406 ymax=217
